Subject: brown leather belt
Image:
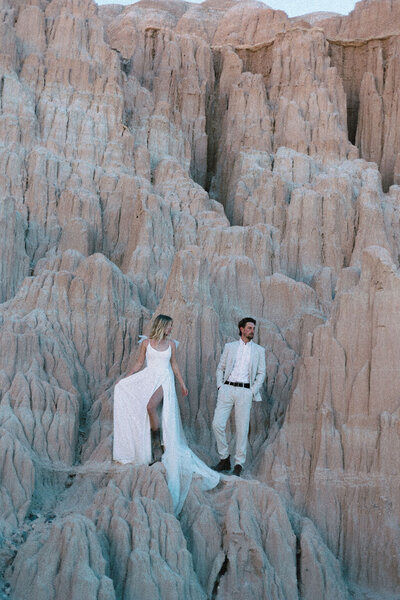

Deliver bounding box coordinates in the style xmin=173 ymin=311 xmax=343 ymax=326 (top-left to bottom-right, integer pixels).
xmin=224 ymin=381 xmax=250 ymax=389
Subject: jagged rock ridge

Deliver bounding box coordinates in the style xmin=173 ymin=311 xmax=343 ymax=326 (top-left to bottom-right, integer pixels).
xmin=0 ymin=0 xmax=399 ymax=598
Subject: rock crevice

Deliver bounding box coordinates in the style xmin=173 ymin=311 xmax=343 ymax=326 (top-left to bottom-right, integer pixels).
xmin=0 ymin=0 xmax=400 ymax=598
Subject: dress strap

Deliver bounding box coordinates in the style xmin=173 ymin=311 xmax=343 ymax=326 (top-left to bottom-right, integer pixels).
xmin=139 ymin=334 xmax=179 ymax=347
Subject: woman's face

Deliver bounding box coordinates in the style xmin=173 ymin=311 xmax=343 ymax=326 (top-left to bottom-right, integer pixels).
xmin=165 ymin=321 xmax=173 ymax=336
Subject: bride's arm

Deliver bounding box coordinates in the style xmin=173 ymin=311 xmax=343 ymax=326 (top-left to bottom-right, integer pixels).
xmin=170 ymin=342 xmax=188 ymax=396
xmin=126 ymin=339 xmax=148 ymax=376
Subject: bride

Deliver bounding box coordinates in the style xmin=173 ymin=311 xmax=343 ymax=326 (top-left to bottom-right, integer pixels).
xmin=113 ymin=314 xmax=220 ymax=514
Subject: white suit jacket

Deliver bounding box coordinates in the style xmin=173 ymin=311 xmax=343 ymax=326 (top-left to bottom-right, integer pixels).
xmin=216 ymin=340 xmax=266 ymax=402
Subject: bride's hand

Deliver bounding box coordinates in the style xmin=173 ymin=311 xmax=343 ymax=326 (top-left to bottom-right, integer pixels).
xmin=181 ymin=383 xmax=188 ymax=396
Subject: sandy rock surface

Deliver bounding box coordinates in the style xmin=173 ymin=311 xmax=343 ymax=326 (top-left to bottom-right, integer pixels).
xmin=0 ymin=0 xmax=400 ymax=598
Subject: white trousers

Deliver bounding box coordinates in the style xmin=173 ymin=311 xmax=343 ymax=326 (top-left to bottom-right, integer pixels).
xmin=212 ymin=384 xmax=253 ymax=466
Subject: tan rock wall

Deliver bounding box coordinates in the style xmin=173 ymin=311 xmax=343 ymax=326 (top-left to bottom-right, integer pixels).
xmin=319 ymin=0 xmax=400 ymax=39
xmin=256 ymin=247 xmax=400 ymax=594
xmin=0 ymin=0 xmax=400 ymax=598
xmin=329 ymin=35 xmax=400 ymax=190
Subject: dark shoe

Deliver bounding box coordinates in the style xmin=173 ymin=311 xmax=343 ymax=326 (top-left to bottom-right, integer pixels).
xmin=212 ymin=456 xmax=231 ymax=472
xmin=150 ymin=429 xmax=163 ymax=464
xmin=232 ymin=464 xmax=242 ymax=477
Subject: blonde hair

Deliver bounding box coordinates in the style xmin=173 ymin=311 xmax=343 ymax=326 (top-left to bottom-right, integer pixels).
xmin=149 ymin=314 xmax=173 ymax=342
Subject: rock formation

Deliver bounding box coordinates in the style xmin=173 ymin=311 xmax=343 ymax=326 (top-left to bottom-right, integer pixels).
xmin=0 ymin=0 xmax=400 ymax=598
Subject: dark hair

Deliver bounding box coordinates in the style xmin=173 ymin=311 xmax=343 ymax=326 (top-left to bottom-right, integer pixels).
xmin=238 ymin=317 xmax=256 ymax=335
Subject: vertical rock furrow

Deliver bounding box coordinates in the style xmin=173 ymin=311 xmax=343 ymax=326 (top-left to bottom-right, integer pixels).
xmin=0 ymin=0 xmax=399 ymax=598
xmin=8 ymin=514 xmax=116 ymax=600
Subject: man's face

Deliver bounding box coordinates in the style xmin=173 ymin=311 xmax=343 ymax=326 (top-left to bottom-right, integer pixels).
xmin=240 ymin=322 xmax=255 ymax=341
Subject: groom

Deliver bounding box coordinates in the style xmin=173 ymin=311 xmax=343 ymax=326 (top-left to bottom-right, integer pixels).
xmin=212 ymin=317 xmax=266 ymax=476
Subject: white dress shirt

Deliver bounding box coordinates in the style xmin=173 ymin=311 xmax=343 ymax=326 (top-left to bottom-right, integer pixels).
xmin=228 ymin=339 xmax=252 ymax=383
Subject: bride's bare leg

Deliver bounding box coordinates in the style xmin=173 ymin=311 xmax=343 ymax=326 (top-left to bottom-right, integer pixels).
xmin=147 ymin=386 xmax=163 ymax=431
xmin=148 ymin=386 xmax=164 ymax=464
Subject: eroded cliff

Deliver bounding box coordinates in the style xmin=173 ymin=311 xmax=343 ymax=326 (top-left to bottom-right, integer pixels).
xmin=0 ymin=0 xmax=399 ymax=598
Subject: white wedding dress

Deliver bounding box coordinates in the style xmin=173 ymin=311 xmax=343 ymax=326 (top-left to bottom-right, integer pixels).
xmin=113 ymin=341 xmax=220 ymax=514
